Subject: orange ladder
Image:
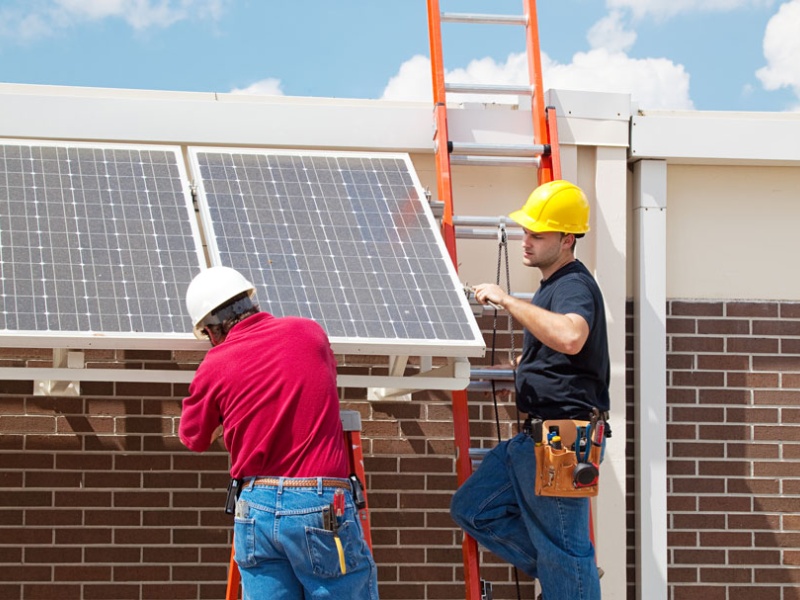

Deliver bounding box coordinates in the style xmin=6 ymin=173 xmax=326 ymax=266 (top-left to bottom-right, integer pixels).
xmin=425 ymin=2 xmax=561 ymax=599
xmin=225 ymin=410 xmax=372 ymax=600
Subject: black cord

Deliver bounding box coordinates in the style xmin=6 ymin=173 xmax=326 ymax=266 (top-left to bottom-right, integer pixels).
xmin=489 ymin=224 xmax=524 ymax=600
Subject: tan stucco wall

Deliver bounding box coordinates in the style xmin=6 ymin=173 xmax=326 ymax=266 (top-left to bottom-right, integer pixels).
xmin=666 ymin=164 xmax=800 ymax=301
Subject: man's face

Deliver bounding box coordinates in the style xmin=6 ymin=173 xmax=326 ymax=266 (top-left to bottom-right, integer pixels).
xmin=520 ymin=229 xmax=567 ymax=270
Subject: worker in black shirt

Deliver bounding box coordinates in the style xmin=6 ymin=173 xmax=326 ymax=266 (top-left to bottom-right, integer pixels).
xmin=451 ymin=180 xmax=609 ymax=600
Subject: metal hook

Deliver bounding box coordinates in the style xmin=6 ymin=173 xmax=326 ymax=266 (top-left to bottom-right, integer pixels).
xmin=497 ymin=217 xmax=507 ymax=245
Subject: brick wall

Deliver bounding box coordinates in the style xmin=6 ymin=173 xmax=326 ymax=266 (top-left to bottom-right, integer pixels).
xmin=664 ymin=300 xmax=800 ymax=600
xmin=8 ymin=300 xmax=797 ymax=599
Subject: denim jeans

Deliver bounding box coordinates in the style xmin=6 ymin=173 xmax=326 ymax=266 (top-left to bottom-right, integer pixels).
xmin=450 ymin=433 xmax=600 ymax=600
xmin=234 ymin=478 xmax=379 ymax=600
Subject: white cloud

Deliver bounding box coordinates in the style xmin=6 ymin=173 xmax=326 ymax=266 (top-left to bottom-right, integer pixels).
xmin=382 ymin=6 xmax=692 ymax=110
xmin=230 ymin=78 xmax=285 ymax=96
xmin=606 ymin=0 xmax=775 ymax=20
xmin=587 ymin=10 xmax=637 ymax=53
xmin=380 ymin=54 xmax=432 ymax=102
xmin=381 ymin=49 xmax=693 ymax=110
xmin=547 ymin=49 xmax=693 ymax=109
xmin=0 ymin=0 xmax=228 ymax=41
xmin=756 ymin=0 xmax=800 ymax=102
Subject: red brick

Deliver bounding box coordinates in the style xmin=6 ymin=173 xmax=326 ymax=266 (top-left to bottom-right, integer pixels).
xmin=673 ymin=549 xmax=726 ymax=564
xmin=697 ymin=319 xmax=750 ymax=335
xmin=754 ymin=390 xmax=800 ymax=406
xmin=729 ymin=549 xmax=780 ymax=564
xmin=700 ymin=567 xmax=752 ymax=583
xmin=726 ymin=372 xmax=779 ymax=387
xmin=698 ymin=496 xmax=752 ymax=512
xmin=670 ymin=302 xmax=724 ymax=317
xmin=671 ymin=337 xmax=725 ymax=354
xmin=727 ymin=302 xmax=779 ymax=318
xmin=672 ymin=370 xmax=725 ymax=387
xmin=52 ymin=565 xmax=112 ymax=581
xmin=727 ymin=337 xmax=780 ymax=354
xmin=697 ymin=354 xmax=750 ymax=371
xmin=754 ymin=320 xmax=800 ymax=336
xmin=729 ymin=587 xmax=780 ymax=600
xmin=781 ymin=303 xmax=800 ymax=318
xmin=753 ymin=355 xmax=800 ymax=372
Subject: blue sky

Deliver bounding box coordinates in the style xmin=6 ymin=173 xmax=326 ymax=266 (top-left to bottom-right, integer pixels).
xmin=0 ymin=0 xmax=798 ymax=112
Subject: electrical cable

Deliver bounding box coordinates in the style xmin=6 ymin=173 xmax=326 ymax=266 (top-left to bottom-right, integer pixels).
xmin=488 ymin=223 xmax=525 ymax=599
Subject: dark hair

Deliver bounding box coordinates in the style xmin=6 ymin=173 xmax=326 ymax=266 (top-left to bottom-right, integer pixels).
xmin=204 ymin=293 xmax=260 ymax=336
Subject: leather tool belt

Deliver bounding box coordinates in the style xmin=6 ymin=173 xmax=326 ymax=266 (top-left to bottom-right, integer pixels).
xmin=528 ymin=410 xmax=607 ymax=498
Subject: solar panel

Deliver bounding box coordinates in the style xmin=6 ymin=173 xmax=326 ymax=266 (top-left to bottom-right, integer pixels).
xmin=0 ymin=140 xmax=205 ymax=347
xmin=190 ymin=148 xmax=484 ymax=357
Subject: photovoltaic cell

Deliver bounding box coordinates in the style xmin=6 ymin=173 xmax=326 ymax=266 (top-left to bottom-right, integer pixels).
xmin=0 ymin=141 xmax=204 ymax=339
xmin=191 ymin=148 xmax=484 ymax=356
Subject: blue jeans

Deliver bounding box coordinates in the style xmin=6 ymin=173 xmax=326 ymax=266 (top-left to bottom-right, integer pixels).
xmin=450 ymin=433 xmax=600 ymax=600
xmin=234 ymin=478 xmax=379 ymax=600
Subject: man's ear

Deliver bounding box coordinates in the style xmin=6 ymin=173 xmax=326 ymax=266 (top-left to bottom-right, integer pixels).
xmin=207 ymin=325 xmax=226 ymax=347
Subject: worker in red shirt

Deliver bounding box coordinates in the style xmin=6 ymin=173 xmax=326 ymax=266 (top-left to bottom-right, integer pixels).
xmin=179 ymin=266 xmax=378 ymax=600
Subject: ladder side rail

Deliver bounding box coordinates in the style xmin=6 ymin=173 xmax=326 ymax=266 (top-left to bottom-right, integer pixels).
xmin=452 ymin=388 xmax=482 ymax=597
xmin=226 ymin=542 xmax=241 ymax=600
xmin=344 ymin=428 xmax=373 ymax=549
xmin=427 ymin=3 xmax=482 ymax=599
xmin=522 ymin=0 xmax=554 ymax=184
xmin=546 ymin=105 xmax=563 ymax=180
xmin=427 ymin=0 xmax=458 ymax=263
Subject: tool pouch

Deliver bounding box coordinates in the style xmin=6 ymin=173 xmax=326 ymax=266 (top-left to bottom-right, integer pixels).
xmin=534 ymin=419 xmax=602 ymax=498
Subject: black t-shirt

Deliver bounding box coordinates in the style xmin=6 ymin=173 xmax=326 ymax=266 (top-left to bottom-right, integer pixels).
xmin=515 ymin=260 xmax=610 ymax=420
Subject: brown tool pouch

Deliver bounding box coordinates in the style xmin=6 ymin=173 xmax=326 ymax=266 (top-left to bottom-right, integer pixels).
xmin=533 ymin=419 xmax=603 ymax=498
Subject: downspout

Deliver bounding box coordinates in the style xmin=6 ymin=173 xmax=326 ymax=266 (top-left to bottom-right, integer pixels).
xmin=632 ymin=159 xmax=668 ymax=600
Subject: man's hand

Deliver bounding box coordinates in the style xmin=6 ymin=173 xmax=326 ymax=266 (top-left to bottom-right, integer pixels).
xmin=473 ymin=283 xmax=509 ymax=309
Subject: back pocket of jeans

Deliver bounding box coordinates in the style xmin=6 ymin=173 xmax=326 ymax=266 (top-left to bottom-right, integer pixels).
xmin=234 ymin=516 xmax=257 ymax=568
xmin=305 ymin=521 xmax=361 ymax=578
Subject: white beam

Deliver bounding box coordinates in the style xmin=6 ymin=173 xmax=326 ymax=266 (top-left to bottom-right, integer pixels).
xmin=591 ymin=145 xmax=629 ymax=600
xmin=632 ymin=159 xmax=668 ymax=600
xmin=0 ymin=358 xmax=473 ymax=393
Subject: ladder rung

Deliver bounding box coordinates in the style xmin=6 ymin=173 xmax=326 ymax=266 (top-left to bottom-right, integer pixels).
xmin=468 ymin=447 xmax=492 ymax=459
xmin=471 ymin=367 xmax=515 ymax=381
xmin=467 ymin=381 xmax=515 ymax=393
xmin=445 ymin=82 xmax=532 ymax=96
xmin=454 ymin=228 xmax=523 ymax=240
xmin=441 ymin=12 xmax=527 ymax=26
xmin=453 ymin=215 xmax=519 ymax=227
xmin=450 ymin=142 xmax=544 ymax=157
xmin=450 ymin=155 xmax=540 ymax=168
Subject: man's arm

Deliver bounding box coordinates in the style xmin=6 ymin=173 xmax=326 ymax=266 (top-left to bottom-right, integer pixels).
xmin=473 ymin=283 xmax=590 ymax=355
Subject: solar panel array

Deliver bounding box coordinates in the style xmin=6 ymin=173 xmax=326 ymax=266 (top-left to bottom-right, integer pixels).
xmin=0 ymin=141 xmax=204 ymax=339
xmin=191 ymin=149 xmax=483 ymax=355
xmin=0 ymin=140 xmax=482 ymax=356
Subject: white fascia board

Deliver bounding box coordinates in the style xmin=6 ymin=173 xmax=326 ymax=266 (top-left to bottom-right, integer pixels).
xmin=0 ymin=83 xmax=434 ymax=152
xmin=631 ymin=110 xmax=800 ymax=165
xmin=546 ymin=89 xmax=632 ymax=148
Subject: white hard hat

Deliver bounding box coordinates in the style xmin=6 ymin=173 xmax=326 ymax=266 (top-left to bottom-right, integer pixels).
xmin=185 ymin=266 xmax=256 ymax=339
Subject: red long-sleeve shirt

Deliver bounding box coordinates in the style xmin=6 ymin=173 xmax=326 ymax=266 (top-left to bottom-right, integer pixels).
xmin=179 ymin=312 xmax=347 ymax=479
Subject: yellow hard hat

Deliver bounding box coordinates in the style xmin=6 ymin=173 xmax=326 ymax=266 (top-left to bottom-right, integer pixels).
xmin=508 ymin=180 xmax=590 ymax=234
